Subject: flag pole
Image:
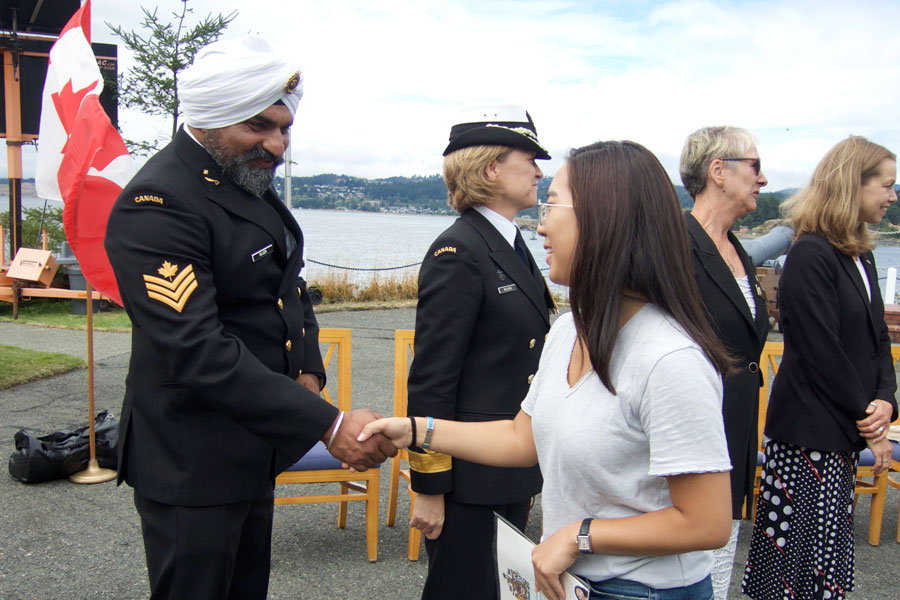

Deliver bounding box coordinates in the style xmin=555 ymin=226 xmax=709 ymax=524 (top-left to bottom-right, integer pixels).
xmin=70 ymin=280 xmax=115 ymax=484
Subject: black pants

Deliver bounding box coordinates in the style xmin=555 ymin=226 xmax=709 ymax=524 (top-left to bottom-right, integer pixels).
xmin=422 ymin=495 xmax=531 ymax=600
xmin=134 ymin=489 xmax=274 ymax=600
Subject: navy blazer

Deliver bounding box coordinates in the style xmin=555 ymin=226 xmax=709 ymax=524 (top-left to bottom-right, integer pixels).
xmin=687 ymin=214 xmax=769 ymax=518
xmin=407 ymin=208 xmax=553 ymax=504
xmin=105 ymin=129 xmax=335 ymax=506
xmin=765 ymin=234 xmax=898 ymax=451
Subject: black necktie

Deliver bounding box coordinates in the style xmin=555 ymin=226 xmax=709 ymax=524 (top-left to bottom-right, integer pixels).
xmin=514 ymin=231 xmax=529 ymax=266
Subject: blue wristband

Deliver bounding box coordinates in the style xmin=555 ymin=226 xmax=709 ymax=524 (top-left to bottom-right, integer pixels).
xmin=422 ymin=416 xmax=435 ymax=450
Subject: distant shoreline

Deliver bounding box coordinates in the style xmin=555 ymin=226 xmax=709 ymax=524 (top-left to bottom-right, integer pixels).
xmin=7 ymin=194 xmax=900 ymax=247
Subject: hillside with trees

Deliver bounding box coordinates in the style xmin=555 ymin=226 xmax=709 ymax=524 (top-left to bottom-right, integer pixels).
xmin=7 ymin=175 xmax=898 ymax=237
xmin=276 ymin=174 xmax=554 ymax=218
xmin=277 ymin=173 xmax=781 ymax=226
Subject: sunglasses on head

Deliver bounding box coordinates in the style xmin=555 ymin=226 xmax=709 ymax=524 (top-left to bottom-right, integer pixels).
xmin=721 ymin=157 xmax=761 ymax=176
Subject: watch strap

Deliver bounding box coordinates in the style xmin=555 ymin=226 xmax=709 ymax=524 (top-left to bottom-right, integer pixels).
xmin=577 ymin=517 xmax=593 ymax=554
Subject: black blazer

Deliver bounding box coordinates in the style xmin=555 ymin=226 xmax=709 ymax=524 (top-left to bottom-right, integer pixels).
xmin=687 ymin=214 xmax=770 ymax=518
xmin=766 ymin=234 xmax=898 ymax=451
xmin=407 ymin=208 xmax=554 ymax=504
xmin=105 ymin=129 xmax=336 ymax=506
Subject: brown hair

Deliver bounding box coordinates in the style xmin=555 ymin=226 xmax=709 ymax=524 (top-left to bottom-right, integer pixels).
xmin=442 ymin=145 xmax=511 ymax=212
xmin=567 ymin=140 xmax=734 ymax=391
xmin=782 ymin=135 xmax=896 ymax=256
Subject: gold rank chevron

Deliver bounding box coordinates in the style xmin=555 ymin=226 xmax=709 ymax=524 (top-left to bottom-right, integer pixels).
xmin=143 ymin=263 xmax=198 ymax=313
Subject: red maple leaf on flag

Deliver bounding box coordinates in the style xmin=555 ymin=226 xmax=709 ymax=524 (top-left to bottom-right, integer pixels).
xmin=50 ymin=80 xmax=96 ymax=140
xmin=36 ymin=0 xmax=132 ymax=306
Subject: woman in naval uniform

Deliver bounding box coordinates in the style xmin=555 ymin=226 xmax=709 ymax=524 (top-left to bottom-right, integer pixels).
xmin=406 ymin=105 xmax=556 ymax=600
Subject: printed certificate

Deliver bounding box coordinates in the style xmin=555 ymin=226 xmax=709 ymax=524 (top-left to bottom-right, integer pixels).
xmin=495 ymin=513 xmax=590 ymax=600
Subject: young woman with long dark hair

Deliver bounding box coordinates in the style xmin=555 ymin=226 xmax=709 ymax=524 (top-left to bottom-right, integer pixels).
xmin=363 ymin=140 xmax=735 ymax=600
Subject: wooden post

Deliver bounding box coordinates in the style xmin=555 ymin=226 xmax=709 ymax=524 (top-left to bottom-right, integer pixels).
xmin=3 ymin=47 xmax=24 ymax=256
xmin=69 ymin=280 xmax=116 ymax=484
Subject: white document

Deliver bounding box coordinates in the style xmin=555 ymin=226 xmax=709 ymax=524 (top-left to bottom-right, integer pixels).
xmin=495 ymin=513 xmax=591 ymax=600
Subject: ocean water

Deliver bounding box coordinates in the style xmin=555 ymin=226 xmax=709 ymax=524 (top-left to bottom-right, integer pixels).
xmin=10 ymin=197 xmax=900 ymax=301
xmin=292 ymin=208 xmax=560 ymax=292
xmin=292 ymin=209 xmax=900 ymax=302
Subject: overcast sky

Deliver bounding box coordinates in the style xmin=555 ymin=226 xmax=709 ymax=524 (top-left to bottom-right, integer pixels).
xmin=8 ymin=0 xmax=900 ymax=191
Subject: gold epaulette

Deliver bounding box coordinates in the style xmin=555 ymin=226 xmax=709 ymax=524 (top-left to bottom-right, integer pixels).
xmin=408 ymin=448 xmax=452 ymax=474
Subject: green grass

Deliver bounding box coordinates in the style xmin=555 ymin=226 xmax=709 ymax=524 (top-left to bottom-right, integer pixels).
xmin=0 ymin=298 xmax=132 ymax=331
xmin=0 ymin=344 xmax=85 ymax=390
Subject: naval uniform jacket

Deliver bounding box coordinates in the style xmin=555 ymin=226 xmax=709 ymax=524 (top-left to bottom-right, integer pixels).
xmin=105 ymin=128 xmax=337 ymax=507
xmin=407 ymin=208 xmax=553 ymax=504
xmin=687 ymin=214 xmax=769 ymax=518
xmin=765 ymin=233 xmax=898 ymax=452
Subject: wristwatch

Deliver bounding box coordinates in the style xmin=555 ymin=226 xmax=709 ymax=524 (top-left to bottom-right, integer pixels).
xmin=577 ymin=518 xmax=593 ymax=554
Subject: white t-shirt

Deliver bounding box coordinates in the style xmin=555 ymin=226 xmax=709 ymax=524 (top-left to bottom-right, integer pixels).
xmin=522 ymin=306 xmax=731 ymax=588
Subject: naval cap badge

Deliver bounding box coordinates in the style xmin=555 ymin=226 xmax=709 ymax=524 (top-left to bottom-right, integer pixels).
xmin=284 ymin=71 xmax=301 ymax=94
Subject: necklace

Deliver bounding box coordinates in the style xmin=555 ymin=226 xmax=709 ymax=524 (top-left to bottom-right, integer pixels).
xmin=714 ymin=241 xmax=737 ymax=274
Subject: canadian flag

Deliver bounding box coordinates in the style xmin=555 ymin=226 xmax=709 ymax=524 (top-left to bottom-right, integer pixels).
xmin=35 ymin=0 xmax=131 ymax=306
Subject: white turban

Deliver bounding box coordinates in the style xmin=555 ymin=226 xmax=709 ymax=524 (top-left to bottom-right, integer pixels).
xmin=179 ymin=36 xmax=303 ymax=129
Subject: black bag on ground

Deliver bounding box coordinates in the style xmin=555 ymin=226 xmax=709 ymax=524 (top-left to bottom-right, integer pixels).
xmin=8 ymin=411 xmax=118 ymax=483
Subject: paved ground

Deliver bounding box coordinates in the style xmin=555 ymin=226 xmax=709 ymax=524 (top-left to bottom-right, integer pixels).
xmin=1 ymin=309 xmax=898 ymax=599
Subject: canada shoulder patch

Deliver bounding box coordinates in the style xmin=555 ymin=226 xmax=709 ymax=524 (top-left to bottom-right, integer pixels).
xmin=143 ymin=260 xmax=197 ymax=313
xmin=433 ymin=246 xmax=457 ymax=258
xmin=132 ymin=193 xmax=168 ymax=207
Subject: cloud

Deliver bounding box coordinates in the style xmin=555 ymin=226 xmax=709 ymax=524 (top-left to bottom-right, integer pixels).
xmin=5 ymin=0 xmax=899 ymax=191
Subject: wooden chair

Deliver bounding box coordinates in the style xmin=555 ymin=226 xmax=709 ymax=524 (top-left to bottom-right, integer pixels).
xmin=748 ymin=342 xmax=781 ymax=521
xmin=887 ymin=432 xmax=899 ymax=543
xmin=274 ymin=328 xmax=381 ymax=562
xmin=750 ymin=341 xmax=891 ymax=546
xmin=887 ymin=347 xmax=900 ymax=544
xmin=385 ymin=328 xmax=423 ymax=560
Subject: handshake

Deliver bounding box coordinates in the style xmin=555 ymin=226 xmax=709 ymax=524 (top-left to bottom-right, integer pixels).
xmin=323 ymin=409 xmax=409 ymax=472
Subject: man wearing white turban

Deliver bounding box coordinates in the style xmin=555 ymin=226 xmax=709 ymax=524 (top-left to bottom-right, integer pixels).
xmin=104 ymin=36 xmax=396 ymax=600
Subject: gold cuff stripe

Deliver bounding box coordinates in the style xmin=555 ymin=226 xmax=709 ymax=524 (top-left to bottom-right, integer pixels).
xmin=143 ymin=265 xmax=198 ymax=313
xmin=408 ymin=449 xmax=452 ymax=474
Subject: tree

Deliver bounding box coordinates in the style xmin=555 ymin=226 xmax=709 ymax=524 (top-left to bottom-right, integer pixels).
xmin=107 ymin=1 xmax=236 ymax=155
xmin=1 ymin=206 xmax=67 ymax=253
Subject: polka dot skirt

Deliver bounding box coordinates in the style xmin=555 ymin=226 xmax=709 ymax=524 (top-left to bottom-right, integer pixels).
xmin=742 ymin=440 xmax=857 ymax=600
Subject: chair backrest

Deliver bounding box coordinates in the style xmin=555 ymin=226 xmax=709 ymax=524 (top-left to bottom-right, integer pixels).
xmin=756 ymin=341 xmax=783 ymax=450
xmin=758 ymin=341 xmax=900 ymax=448
xmin=393 ymin=329 xmax=415 ymax=418
xmin=319 ymin=328 xmax=352 ymax=412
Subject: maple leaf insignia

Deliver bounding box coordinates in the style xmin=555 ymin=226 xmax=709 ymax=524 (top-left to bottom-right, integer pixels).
xmin=50 ymin=79 xmax=99 ymax=136
xmin=157 ymin=261 xmax=179 ymax=280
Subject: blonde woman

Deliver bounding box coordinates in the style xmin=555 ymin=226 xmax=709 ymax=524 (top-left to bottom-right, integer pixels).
xmin=742 ymin=136 xmax=898 ymax=600
xmin=406 ymin=105 xmax=556 ymax=599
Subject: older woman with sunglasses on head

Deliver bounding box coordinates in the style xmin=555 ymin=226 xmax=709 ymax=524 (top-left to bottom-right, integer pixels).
xmin=678 ymin=126 xmax=770 ymax=600
xmin=742 ymin=136 xmax=898 ymax=600
xmin=362 ymin=140 xmax=735 ymax=600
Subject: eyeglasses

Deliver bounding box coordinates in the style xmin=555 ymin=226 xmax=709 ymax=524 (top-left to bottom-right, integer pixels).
xmin=721 ymin=157 xmax=761 ymax=176
xmin=536 ymin=200 xmax=574 ymax=225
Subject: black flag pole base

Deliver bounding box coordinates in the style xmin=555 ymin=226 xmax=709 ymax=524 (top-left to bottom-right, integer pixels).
xmin=69 ymin=459 xmax=116 ymax=484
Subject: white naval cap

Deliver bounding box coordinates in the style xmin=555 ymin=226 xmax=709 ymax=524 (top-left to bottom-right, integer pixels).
xmin=178 ymin=35 xmax=303 ymax=129
xmin=443 ymin=104 xmax=551 ymax=159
